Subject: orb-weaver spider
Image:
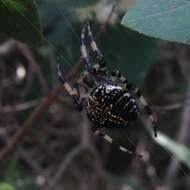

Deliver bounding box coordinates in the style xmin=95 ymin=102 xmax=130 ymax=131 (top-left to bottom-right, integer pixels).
xmin=57 ymin=21 xmax=157 ymax=158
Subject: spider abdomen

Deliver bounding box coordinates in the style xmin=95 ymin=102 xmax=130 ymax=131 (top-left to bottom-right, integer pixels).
xmin=87 ymin=84 xmax=139 ymax=128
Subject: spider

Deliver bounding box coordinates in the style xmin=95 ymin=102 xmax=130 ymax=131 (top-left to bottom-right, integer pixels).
xmin=57 ymin=21 xmax=157 ymax=158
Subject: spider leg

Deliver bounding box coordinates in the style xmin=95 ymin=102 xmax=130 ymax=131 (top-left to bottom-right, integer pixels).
xmin=85 ymin=21 xmax=103 ymax=61
xmin=82 ymin=21 xmax=107 ymax=75
xmin=110 ymin=70 xmax=122 ymax=83
xmin=81 ymin=23 xmax=92 ymax=71
xmin=57 ymin=63 xmax=85 ymax=111
xmin=129 ymin=87 xmax=157 ymax=137
xmin=110 ymin=70 xmax=157 ymax=137
xmin=92 ymin=128 xmax=142 ymax=158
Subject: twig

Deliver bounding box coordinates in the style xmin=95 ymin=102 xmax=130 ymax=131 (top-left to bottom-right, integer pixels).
xmin=44 ymin=112 xmax=106 ymax=190
xmin=18 ymin=147 xmax=44 ymax=174
xmin=152 ymin=101 xmax=190 ymax=113
xmin=0 ymin=39 xmax=49 ymax=94
xmin=44 ymin=113 xmax=89 ymax=190
xmin=165 ymin=79 xmax=190 ymax=190
xmin=71 ymin=168 xmax=89 ymax=190
xmin=0 ymin=124 xmax=44 ymax=175
xmin=0 ymin=86 xmax=62 ymax=161
xmin=17 ymin=42 xmax=49 ymax=94
xmin=0 ymin=99 xmax=39 ymax=114
xmin=97 ymin=1 xmax=118 ymax=39
xmin=45 ymin=145 xmax=84 ymax=190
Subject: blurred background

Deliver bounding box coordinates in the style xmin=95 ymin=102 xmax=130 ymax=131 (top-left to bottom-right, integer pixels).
xmin=0 ymin=0 xmax=190 ymax=190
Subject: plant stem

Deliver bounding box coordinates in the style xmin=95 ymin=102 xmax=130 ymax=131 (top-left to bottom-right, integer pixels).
xmin=165 ymin=78 xmax=190 ymax=190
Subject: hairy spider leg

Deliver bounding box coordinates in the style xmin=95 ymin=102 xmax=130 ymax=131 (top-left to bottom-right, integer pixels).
xmin=92 ymin=127 xmax=142 ymax=158
xmin=110 ymin=70 xmax=157 ymax=137
xmin=81 ymin=23 xmax=92 ymax=71
xmin=57 ymin=63 xmax=85 ymax=111
xmin=85 ymin=21 xmax=104 ymax=62
xmin=57 ymin=63 xmax=75 ymax=96
xmin=81 ymin=21 xmax=107 ymax=75
xmin=110 ymin=70 xmax=122 ymax=83
xmin=86 ymin=21 xmax=107 ymax=72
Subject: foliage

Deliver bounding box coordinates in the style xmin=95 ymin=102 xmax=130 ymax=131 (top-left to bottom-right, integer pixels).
xmin=2 ymin=157 xmax=38 ymax=190
xmin=101 ymin=24 xmax=156 ymax=84
xmin=155 ymin=132 xmax=190 ymax=168
xmin=1 ymin=0 xmax=26 ymax=11
xmin=0 ymin=183 xmax=14 ymax=190
xmin=0 ymin=0 xmax=42 ymax=47
xmin=122 ymin=0 xmax=190 ymax=44
xmin=144 ymin=120 xmax=190 ymax=169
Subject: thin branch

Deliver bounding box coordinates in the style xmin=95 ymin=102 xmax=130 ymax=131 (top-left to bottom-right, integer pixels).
xmin=18 ymin=147 xmax=44 ymax=174
xmin=17 ymin=42 xmax=49 ymax=94
xmin=0 ymin=39 xmax=49 ymax=94
xmin=165 ymin=79 xmax=190 ymax=190
xmin=0 ymin=99 xmax=39 ymax=114
xmin=0 ymin=86 xmax=62 ymax=161
xmin=44 ymin=112 xmax=89 ymax=190
xmin=152 ymin=101 xmax=190 ymax=113
xmin=0 ymin=123 xmax=44 ymax=176
xmin=97 ymin=1 xmax=118 ymax=39
xmin=44 ymin=112 xmax=106 ymax=190
xmin=45 ymin=145 xmax=84 ymax=190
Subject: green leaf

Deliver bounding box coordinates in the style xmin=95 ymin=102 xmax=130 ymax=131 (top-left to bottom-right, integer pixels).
xmin=1 ymin=0 xmax=26 ymax=11
xmin=144 ymin=120 xmax=190 ymax=169
xmin=101 ymin=24 xmax=156 ymax=85
xmin=155 ymin=132 xmax=190 ymax=168
xmin=0 ymin=183 xmax=14 ymax=190
xmin=0 ymin=0 xmax=42 ymax=47
xmin=3 ymin=157 xmax=38 ymax=190
xmin=121 ymin=0 xmax=190 ymax=44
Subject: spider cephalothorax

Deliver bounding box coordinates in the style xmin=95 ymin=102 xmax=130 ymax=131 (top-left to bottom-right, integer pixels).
xmin=87 ymin=83 xmax=139 ymax=128
xmin=57 ymin=20 xmax=157 ymax=158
